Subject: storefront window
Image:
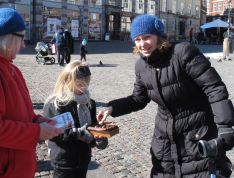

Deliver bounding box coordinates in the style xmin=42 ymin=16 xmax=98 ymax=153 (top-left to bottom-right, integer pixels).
xmin=67 ymin=0 xmax=82 ymax=4
xmin=42 ymin=7 xmax=62 ymax=38
xmin=88 ymin=0 xmax=102 ymax=6
xmin=120 ymin=17 xmax=131 ymax=40
xmin=66 ymin=10 xmax=80 ymax=39
xmin=88 ymin=13 xmax=101 ymax=40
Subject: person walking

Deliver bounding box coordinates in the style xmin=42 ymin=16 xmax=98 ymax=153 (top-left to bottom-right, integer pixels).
xmin=97 ymin=14 xmax=234 ymax=178
xmin=64 ymin=29 xmax=74 ymax=64
xmin=43 ymin=61 xmax=108 ymax=178
xmin=0 ymin=8 xmax=64 ymax=178
xmin=52 ymin=27 xmax=67 ymax=66
xmin=80 ymin=39 xmax=88 ymax=61
xmin=189 ymin=27 xmax=193 ymax=43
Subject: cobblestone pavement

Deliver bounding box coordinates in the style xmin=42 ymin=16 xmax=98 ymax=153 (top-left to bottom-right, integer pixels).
xmin=15 ymin=42 xmax=234 ymax=178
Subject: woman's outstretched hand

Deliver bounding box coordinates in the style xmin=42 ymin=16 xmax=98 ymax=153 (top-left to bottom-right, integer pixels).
xmin=96 ymin=106 xmax=113 ymax=125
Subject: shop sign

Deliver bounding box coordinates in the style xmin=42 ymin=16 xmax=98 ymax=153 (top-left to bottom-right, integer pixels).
xmin=47 ymin=18 xmax=61 ymax=36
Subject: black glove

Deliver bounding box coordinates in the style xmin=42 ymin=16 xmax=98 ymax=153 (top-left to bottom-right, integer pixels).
xmin=73 ymin=124 xmax=94 ymax=144
xmin=198 ymin=125 xmax=234 ymax=158
xmin=198 ymin=139 xmax=218 ymax=157
xmin=95 ymin=138 xmax=108 ymax=150
xmin=218 ymin=125 xmax=234 ymax=150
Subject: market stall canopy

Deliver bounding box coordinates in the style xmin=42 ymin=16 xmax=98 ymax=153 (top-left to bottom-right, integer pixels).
xmin=200 ymin=19 xmax=229 ymax=29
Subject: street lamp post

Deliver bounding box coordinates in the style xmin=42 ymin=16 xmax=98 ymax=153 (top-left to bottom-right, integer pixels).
xmin=77 ymin=6 xmax=83 ymax=40
xmin=228 ymin=0 xmax=232 ymax=36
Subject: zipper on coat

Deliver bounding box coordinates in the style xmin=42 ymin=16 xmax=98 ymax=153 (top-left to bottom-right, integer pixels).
xmin=155 ymin=68 xmax=182 ymax=177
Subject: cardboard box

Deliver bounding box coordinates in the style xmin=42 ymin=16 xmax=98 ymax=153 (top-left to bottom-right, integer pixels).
xmin=88 ymin=122 xmax=119 ymax=138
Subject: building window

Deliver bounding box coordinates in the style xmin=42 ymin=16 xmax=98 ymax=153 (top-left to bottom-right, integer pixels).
xmin=88 ymin=13 xmax=101 ymax=40
xmin=202 ymin=0 xmax=207 ymax=7
xmin=224 ymin=2 xmax=228 ymax=9
xmin=181 ymin=2 xmax=184 ymax=14
xmin=123 ymin=0 xmax=128 ymax=8
xmin=136 ymin=0 xmax=144 ymax=13
xmin=139 ymin=0 xmax=143 ymax=9
xmin=172 ymin=1 xmax=176 ymax=13
xmin=108 ymin=0 xmax=116 ymax=6
xmin=88 ymin=0 xmax=102 ymax=5
xmin=218 ymin=2 xmax=222 ymax=12
xmin=213 ymin=3 xmax=217 ymax=12
xmin=148 ymin=0 xmax=155 ymax=15
xmin=161 ymin=0 xmax=166 ymax=12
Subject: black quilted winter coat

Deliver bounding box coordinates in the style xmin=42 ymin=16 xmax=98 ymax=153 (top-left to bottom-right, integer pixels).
xmin=108 ymin=42 xmax=234 ymax=177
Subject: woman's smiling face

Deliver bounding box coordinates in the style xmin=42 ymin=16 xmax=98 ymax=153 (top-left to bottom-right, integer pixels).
xmin=134 ymin=34 xmax=158 ymax=57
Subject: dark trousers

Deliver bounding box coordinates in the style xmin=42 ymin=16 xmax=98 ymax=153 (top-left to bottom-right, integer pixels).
xmin=80 ymin=54 xmax=86 ymax=61
xmin=53 ymin=167 xmax=88 ymax=178
xmin=64 ymin=48 xmax=71 ymax=64
xmin=57 ymin=46 xmax=66 ymax=65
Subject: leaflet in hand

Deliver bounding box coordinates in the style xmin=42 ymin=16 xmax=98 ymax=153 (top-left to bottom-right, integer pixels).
xmin=52 ymin=112 xmax=74 ymax=129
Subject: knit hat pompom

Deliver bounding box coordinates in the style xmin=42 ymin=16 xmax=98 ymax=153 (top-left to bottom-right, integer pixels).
xmin=0 ymin=8 xmax=26 ymax=36
xmin=130 ymin=14 xmax=164 ymax=41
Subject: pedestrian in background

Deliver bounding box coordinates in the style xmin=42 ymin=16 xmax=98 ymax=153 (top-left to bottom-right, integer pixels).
xmin=80 ymin=38 xmax=88 ymax=61
xmin=43 ymin=61 xmax=108 ymax=178
xmin=97 ymin=14 xmax=234 ymax=177
xmin=0 ymin=8 xmax=64 ymax=178
xmin=51 ymin=27 xmax=67 ymax=66
xmin=189 ymin=27 xmax=193 ymax=43
xmin=221 ymin=29 xmax=234 ymax=61
xmin=64 ymin=29 xmax=74 ymax=64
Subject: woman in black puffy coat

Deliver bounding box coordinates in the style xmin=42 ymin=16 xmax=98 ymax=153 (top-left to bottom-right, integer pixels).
xmin=97 ymin=14 xmax=234 ymax=178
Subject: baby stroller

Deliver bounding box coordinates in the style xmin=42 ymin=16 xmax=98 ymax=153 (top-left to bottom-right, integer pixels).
xmin=35 ymin=42 xmax=55 ymax=65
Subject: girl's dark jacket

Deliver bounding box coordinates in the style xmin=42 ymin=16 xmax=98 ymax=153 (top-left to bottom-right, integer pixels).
xmin=108 ymin=42 xmax=234 ymax=177
xmin=43 ymin=99 xmax=97 ymax=169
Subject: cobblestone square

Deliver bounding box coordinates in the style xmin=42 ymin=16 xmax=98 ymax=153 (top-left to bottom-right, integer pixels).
xmin=15 ymin=42 xmax=234 ymax=178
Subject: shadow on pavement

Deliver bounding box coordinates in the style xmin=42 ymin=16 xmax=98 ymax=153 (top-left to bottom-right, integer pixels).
xmin=89 ymin=64 xmax=118 ymax=67
xmin=196 ymin=44 xmax=222 ymax=53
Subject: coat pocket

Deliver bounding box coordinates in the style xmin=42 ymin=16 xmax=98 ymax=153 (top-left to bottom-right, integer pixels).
xmin=151 ymin=137 xmax=166 ymax=160
xmin=0 ymin=149 xmax=14 ymax=177
xmin=184 ymin=126 xmax=208 ymax=157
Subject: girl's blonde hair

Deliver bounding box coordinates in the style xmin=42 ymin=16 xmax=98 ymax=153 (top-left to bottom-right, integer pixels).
xmin=133 ymin=36 xmax=171 ymax=54
xmin=50 ymin=60 xmax=91 ymax=105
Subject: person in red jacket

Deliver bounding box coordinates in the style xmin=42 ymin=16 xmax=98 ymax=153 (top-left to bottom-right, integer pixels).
xmin=0 ymin=8 xmax=64 ymax=178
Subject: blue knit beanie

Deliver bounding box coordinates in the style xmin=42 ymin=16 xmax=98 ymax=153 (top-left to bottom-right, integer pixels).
xmin=131 ymin=14 xmax=164 ymax=41
xmin=0 ymin=8 xmax=26 ymax=36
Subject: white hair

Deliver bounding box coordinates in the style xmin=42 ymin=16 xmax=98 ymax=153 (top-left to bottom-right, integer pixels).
xmin=0 ymin=31 xmax=24 ymax=59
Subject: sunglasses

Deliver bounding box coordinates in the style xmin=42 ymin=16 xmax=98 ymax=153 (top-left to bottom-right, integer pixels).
xmin=12 ymin=33 xmax=24 ymax=39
